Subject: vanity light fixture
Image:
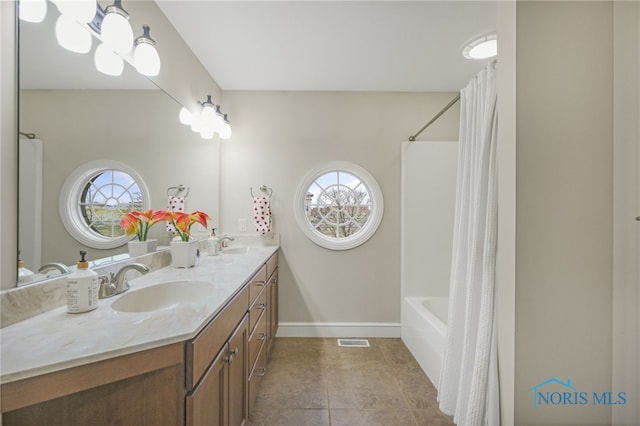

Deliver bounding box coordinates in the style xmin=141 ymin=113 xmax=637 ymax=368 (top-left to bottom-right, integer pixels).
xmin=219 ymin=115 xmax=232 ymax=140
xmin=133 ymin=25 xmax=160 ymax=76
xmin=179 ymin=107 xmax=193 ymax=125
xmin=94 ymin=42 xmax=124 ymax=76
xmin=19 ymin=0 xmax=47 ymax=23
xmin=462 ymin=33 xmax=497 ymax=60
xmin=55 ymin=0 xmax=97 ymax=24
xmin=55 ymin=14 xmax=92 ymax=54
xmin=101 ymin=0 xmax=134 ymax=54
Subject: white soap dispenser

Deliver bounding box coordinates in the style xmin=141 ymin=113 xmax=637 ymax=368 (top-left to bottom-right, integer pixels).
xmin=207 ymin=228 xmax=220 ymax=256
xmin=17 ymin=251 xmax=34 ymax=286
xmin=66 ymin=250 xmax=100 ymax=313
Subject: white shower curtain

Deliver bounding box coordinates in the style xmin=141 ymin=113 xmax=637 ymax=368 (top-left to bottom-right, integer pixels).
xmin=438 ymin=62 xmax=499 ymax=426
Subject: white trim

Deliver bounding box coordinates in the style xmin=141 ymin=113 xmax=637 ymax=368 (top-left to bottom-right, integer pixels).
xmin=276 ymin=322 xmax=400 ymax=338
xmin=59 ymin=160 xmax=151 ymax=249
xmin=293 ymin=161 xmax=384 ymax=250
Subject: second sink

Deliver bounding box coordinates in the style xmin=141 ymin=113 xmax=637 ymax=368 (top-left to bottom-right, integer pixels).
xmin=111 ymin=281 xmax=215 ymax=313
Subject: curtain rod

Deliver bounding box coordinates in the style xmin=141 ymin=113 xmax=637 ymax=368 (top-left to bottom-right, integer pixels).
xmin=408 ymin=93 xmax=460 ymax=142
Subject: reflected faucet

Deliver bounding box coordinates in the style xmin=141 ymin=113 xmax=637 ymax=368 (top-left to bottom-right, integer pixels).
xmin=38 ymin=263 xmax=70 ymax=275
xmin=219 ymin=235 xmax=235 ymax=248
xmin=99 ymin=263 xmax=149 ymax=299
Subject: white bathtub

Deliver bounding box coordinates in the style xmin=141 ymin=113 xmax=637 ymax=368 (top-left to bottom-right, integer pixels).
xmin=401 ymin=296 xmax=448 ymax=389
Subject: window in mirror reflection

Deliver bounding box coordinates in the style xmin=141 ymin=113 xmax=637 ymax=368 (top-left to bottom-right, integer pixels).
xmin=60 ymin=160 xmax=150 ymax=249
xmin=80 ymin=170 xmax=143 ymax=238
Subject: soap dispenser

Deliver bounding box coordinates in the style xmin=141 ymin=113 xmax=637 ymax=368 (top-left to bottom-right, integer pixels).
xmin=17 ymin=251 xmax=34 ymax=286
xmin=207 ymin=228 xmax=220 ymax=256
xmin=66 ymin=250 xmax=100 ymax=313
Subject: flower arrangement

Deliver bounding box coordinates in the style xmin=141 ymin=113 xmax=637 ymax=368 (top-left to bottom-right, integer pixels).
xmin=169 ymin=210 xmax=211 ymax=242
xmin=120 ymin=210 xmax=172 ymax=241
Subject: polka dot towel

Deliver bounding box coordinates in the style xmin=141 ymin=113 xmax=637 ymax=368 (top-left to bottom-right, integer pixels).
xmin=253 ymin=196 xmax=271 ymax=235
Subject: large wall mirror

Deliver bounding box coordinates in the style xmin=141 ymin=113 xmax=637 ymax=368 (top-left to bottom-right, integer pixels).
xmin=14 ymin=2 xmax=220 ymax=288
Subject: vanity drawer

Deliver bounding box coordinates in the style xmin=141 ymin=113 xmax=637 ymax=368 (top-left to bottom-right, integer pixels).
xmin=248 ymin=311 xmax=267 ymax=373
xmin=248 ymin=346 xmax=268 ymax=415
xmin=266 ymin=251 xmax=278 ymax=279
xmin=248 ymin=265 xmax=268 ymax=306
xmin=248 ymin=287 xmax=267 ymax=334
xmin=187 ymin=284 xmax=249 ymax=389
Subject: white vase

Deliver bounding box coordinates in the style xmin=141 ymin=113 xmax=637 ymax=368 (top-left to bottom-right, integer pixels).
xmin=128 ymin=239 xmax=158 ymax=257
xmin=170 ymin=240 xmax=199 ymax=268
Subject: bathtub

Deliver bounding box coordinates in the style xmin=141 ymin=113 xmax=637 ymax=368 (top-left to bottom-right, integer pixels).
xmin=401 ymin=296 xmax=448 ymax=389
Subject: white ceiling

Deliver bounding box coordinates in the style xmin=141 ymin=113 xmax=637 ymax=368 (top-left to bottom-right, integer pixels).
xmin=157 ymin=1 xmax=497 ymax=92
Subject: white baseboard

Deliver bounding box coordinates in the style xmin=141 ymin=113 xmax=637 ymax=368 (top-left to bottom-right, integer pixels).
xmin=275 ymin=322 xmax=401 ymax=338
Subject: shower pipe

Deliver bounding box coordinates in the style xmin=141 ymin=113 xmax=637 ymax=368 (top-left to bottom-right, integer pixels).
xmin=408 ymin=94 xmax=460 ymax=142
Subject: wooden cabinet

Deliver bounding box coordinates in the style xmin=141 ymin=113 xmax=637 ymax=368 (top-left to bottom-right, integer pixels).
xmin=186 ymin=315 xmax=248 ymax=426
xmin=1 ymin=249 xmax=279 ymax=426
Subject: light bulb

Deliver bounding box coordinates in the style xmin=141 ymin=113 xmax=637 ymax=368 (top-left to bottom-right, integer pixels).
xmin=133 ymin=26 xmax=160 ymax=76
xmin=190 ymin=113 xmax=203 ymax=133
xmin=94 ymin=43 xmax=124 ymax=76
xmin=179 ymin=107 xmax=192 ymax=125
xmin=101 ymin=2 xmax=133 ymax=54
xmin=19 ymin=0 xmax=47 ymax=23
xmin=201 ymin=104 xmax=216 ymax=127
xmin=56 ymin=0 xmax=96 ymax=23
xmin=55 ymin=14 xmax=92 ymax=54
xmin=219 ymin=117 xmax=232 ymax=140
xmin=200 ymin=127 xmax=214 ymax=140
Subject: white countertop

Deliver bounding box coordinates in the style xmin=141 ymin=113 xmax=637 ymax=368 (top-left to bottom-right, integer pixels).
xmin=0 ymin=244 xmax=278 ymax=384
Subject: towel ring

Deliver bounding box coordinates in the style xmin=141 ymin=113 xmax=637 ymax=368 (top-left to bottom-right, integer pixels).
xmin=167 ymin=184 xmax=190 ymax=198
xmin=251 ymin=185 xmax=273 ymax=199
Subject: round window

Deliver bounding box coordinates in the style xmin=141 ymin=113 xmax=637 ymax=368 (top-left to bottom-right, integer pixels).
xmin=59 ymin=160 xmax=151 ymax=249
xmin=294 ymin=161 xmax=384 ymax=250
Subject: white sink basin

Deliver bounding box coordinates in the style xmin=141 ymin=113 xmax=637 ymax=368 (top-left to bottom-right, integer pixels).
xmin=111 ymin=281 xmax=215 ymax=313
xmin=221 ymin=247 xmax=252 ymax=255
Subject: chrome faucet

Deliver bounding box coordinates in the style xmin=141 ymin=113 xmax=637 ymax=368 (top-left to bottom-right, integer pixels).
xmin=38 ymin=262 xmax=71 ymax=275
xmin=219 ymin=235 xmax=235 ymax=248
xmin=99 ymin=263 xmax=149 ymax=299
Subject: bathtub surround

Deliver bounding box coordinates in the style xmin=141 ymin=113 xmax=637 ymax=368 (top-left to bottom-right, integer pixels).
xmin=438 ymin=62 xmax=498 ymax=425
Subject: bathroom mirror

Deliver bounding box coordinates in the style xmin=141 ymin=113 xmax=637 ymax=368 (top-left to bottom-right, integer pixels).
xmin=14 ymin=4 xmax=218 ymax=288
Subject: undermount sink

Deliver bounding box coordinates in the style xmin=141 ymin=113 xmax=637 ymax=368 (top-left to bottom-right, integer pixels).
xmin=221 ymin=247 xmax=251 ymax=255
xmin=111 ymin=281 xmax=215 ymax=313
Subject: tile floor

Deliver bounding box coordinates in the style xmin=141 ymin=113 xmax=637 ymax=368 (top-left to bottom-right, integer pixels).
xmin=248 ymin=338 xmax=455 ymax=426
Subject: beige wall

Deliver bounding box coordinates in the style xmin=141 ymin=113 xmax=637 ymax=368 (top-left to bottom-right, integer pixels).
xmin=514 ymin=2 xmax=613 ymax=424
xmin=218 ymin=91 xmax=459 ymax=331
xmin=19 ymin=90 xmax=220 ymax=267
xmin=613 ymin=2 xmax=640 ymax=425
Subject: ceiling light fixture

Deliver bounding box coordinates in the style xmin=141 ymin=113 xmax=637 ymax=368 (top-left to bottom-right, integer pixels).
xmin=462 ymin=33 xmax=497 ymax=60
xmin=19 ymin=0 xmax=47 ymax=23
xmin=101 ymin=0 xmax=134 ymax=54
xmin=133 ymin=25 xmax=160 ymax=76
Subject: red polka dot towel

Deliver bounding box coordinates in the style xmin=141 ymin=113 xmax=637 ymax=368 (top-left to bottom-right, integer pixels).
xmin=253 ymin=196 xmax=271 ymax=235
xmin=166 ymin=196 xmax=185 ymax=233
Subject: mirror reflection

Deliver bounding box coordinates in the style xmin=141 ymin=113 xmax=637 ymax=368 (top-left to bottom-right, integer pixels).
xmin=16 ymin=3 xmax=219 ymax=288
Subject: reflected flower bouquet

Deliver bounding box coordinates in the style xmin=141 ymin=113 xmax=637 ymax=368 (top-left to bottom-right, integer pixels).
xmin=120 ymin=210 xmax=172 ymax=241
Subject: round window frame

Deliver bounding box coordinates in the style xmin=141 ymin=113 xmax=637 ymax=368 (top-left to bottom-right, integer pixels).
xmin=59 ymin=159 xmax=151 ymax=249
xmin=294 ymin=161 xmax=384 ymax=250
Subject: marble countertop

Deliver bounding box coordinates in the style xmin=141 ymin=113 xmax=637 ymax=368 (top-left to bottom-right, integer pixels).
xmin=1 ymin=244 xmax=278 ymax=384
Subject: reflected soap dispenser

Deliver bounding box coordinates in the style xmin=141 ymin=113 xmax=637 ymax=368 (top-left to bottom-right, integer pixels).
xmin=66 ymin=250 xmax=99 ymax=313
xmin=17 ymin=251 xmax=34 ymax=286
xmin=207 ymin=228 xmax=220 ymax=256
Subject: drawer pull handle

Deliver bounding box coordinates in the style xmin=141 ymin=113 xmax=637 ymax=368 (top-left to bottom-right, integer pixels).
xmin=256 ymin=367 xmax=267 ymax=377
xmin=270 ymin=277 xmax=278 ymax=284
xmin=257 ymin=303 xmax=266 ymax=310
xmin=259 ymin=332 xmax=267 ymax=341
xmin=226 ymin=347 xmax=239 ymax=364
xmin=255 ymin=280 xmax=266 ymax=286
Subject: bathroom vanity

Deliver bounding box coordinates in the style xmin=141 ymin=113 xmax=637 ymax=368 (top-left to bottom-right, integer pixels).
xmin=1 ymin=246 xmax=279 ymax=426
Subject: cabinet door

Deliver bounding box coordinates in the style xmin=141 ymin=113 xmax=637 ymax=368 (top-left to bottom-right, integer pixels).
xmin=228 ymin=315 xmax=249 ymax=426
xmin=186 ymin=343 xmax=229 ymax=426
xmin=267 ymin=268 xmax=279 ymax=354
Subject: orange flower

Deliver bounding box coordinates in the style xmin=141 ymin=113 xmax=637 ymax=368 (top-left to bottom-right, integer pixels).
xmin=120 ymin=209 xmax=173 ymax=241
xmin=170 ymin=210 xmax=212 ymax=241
